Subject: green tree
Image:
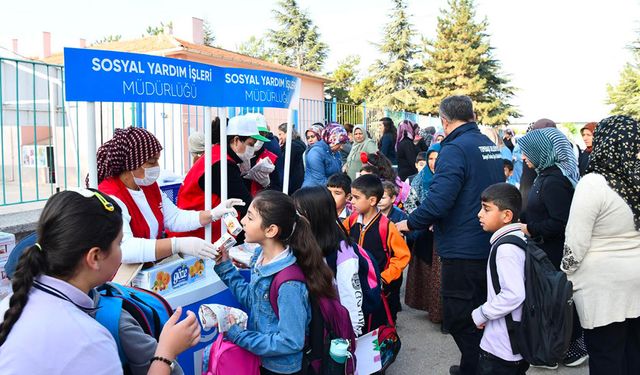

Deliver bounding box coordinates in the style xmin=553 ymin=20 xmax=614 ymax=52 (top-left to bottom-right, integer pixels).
xmin=237 ymin=36 xmax=275 ymax=61
xmin=415 ymin=0 xmax=519 ymax=125
xmin=203 ymin=19 xmax=215 ymax=47
xmin=92 ymin=35 xmax=122 ymax=45
xmin=607 ymin=38 xmax=640 ymax=119
xmin=325 ymin=56 xmax=361 ymax=103
xmin=145 ymin=21 xmax=173 ymax=36
xmin=268 ymin=0 xmax=329 ymax=72
xmin=367 ymin=0 xmax=418 ymax=111
xmin=350 ymin=77 xmax=377 ymax=105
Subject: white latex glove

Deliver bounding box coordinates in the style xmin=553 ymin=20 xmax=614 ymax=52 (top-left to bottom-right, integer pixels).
xmin=253 ymin=170 xmax=271 ymax=187
xmin=238 ymin=161 xmax=251 ymax=175
xmin=254 ymin=157 xmax=275 ymax=173
xmin=210 ymin=198 xmax=245 ymax=221
xmin=172 ymin=237 xmax=218 ymax=259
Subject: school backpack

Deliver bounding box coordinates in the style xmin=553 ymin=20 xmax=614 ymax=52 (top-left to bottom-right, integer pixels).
xmin=347 ymin=212 xmax=390 ymax=265
xmin=206 ymin=334 xmax=260 ymax=375
xmin=270 ymin=264 xmax=357 ymax=375
xmin=325 ymin=240 xmax=383 ymax=316
xmin=489 ymin=235 xmax=574 ymax=366
xmin=95 ymin=282 xmax=173 ymax=372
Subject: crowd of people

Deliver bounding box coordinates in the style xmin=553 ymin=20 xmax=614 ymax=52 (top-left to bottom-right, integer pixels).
xmin=0 ymin=94 xmax=638 ymax=375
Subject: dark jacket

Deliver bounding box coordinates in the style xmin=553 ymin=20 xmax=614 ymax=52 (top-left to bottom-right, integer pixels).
xmin=578 ymin=149 xmax=590 ymax=177
xmin=521 ymin=166 xmax=574 ymax=269
xmin=379 ymin=133 xmax=397 ymax=164
xmin=280 ymin=138 xmax=306 ymax=195
xmin=264 ymin=133 xmax=283 ymax=181
xmin=407 ymin=122 xmax=504 ymax=260
xmin=396 ymin=138 xmax=419 ymax=181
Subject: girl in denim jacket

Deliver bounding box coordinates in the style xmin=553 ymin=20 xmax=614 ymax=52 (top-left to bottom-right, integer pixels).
xmin=214 ymin=190 xmax=336 ymax=375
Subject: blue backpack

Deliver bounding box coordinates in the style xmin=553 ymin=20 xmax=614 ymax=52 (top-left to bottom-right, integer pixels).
xmin=95 ymin=282 xmax=173 ymax=368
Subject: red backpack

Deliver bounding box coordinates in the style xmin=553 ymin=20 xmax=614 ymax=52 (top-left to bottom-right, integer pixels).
xmin=270 ymin=264 xmax=357 ymax=375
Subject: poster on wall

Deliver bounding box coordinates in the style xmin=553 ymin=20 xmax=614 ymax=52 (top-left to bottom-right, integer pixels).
xmin=21 ymin=145 xmax=48 ymax=167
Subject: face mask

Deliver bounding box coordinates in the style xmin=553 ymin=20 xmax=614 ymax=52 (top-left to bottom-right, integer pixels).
xmin=242 ymin=145 xmax=255 ymax=161
xmin=133 ymin=166 xmax=160 ymax=187
xmin=254 ymin=140 xmax=264 ymax=151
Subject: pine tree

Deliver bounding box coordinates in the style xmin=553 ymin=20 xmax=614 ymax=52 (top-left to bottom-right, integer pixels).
xmin=325 ymin=56 xmax=361 ymax=104
xmin=203 ymin=19 xmax=215 ymax=47
xmin=607 ymin=38 xmax=640 ymax=119
xmin=415 ymin=0 xmax=519 ymax=125
xmin=268 ymin=0 xmax=329 ymax=72
xmin=368 ymin=0 xmax=418 ymax=111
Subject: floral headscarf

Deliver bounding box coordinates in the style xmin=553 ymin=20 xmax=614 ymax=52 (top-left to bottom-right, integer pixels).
xmin=395 ymin=120 xmax=416 ymax=150
xmin=306 ymin=124 xmax=324 ymax=141
xmin=322 ymin=123 xmax=349 ymax=147
xmin=587 ymin=115 xmax=640 ymax=230
xmin=518 ymin=128 xmax=579 ymax=187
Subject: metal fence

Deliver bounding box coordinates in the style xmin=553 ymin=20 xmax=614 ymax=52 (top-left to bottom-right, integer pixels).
xmin=0 ymin=58 xmax=437 ymax=207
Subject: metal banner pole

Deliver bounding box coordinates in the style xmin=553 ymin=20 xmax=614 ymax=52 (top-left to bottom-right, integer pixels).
xmin=204 ymin=107 xmax=212 ymax=242
xmin=86 ymin=102 xmax=97 ymax=188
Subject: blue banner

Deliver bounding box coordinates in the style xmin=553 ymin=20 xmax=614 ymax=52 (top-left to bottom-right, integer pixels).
xmin=63 ymin=48 xmax=300 ymax=108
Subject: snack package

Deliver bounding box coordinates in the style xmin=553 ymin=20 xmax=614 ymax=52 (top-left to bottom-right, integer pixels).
xmin=229 ymin=243 xmax=258 ymax=267
xmin=223 ymin=213 xmax=243 ymax=236
xmin=213 ymin=233 xmax=237 ymax=253
xmin=198 ymin=304 xmax=248 ymax=333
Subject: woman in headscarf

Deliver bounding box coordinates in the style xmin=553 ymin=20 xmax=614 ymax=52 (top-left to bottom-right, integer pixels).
xmin=562 ymin=115 xmax=640 ymax=375
xmin=96 ymin=127 xmax=243 ymax=264
xmin=405 ymin=143 xmax=443 ymax=324
xmin=302 ymin=123 xmax=348 ymax=188
xmin=431 ymin=131 xmax=445 ymax=146
xmin=519 ymin=127 xmax=588 ymax=367
xmin=578 ymin=122 xmax=597 ymax=176
xmin=344 ymin=124 xmax=379 ymax=180
xmin=304 ymin=123 xmax=324 ymax=148
xmin=396 ymin=120 xmax=419 ymax=180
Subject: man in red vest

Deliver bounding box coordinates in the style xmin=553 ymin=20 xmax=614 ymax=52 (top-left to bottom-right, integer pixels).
xmin=173 ymin=115 xmax=267 ymax=242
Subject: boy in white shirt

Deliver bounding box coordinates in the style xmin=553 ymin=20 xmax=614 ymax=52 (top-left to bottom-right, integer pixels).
xmin=473 ymin=183 xmax=529 ymax=374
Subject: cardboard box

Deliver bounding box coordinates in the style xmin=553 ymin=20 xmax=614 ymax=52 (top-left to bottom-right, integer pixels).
xmin=132 ymin=256 xmax=206 ymax=296
xmin=0 ymin=232 xmax=15 ymax=262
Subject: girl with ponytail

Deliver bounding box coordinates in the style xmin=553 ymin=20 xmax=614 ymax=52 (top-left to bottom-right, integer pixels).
xmin=0 ymin=190 xmax=200 ymax=375
xmin=214 ymin=190 xmax=335 ymax=375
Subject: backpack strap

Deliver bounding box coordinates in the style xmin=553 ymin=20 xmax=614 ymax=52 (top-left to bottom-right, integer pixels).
xmin=489 ymin=234 xmax=526 ymax=355
xmin=348 ymin=212 xmax=359 ymax=230
xmin=95 ymin=293 xmax=127 ymax=363
xmin=269 ymin=264 xmax=306 ymax=318
xmin=378 ymin=214 xmax=391 ymax=266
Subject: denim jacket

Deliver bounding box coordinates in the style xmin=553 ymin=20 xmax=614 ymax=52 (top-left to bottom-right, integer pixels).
xmin=302 ymin=140 xmax=342 ymax=188
xmin=214 ymin=248 xmax=311 ymax=374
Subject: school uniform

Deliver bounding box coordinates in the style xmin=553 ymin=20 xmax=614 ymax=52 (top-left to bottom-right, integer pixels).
xmin=472 ymin=224 xmax=529 ymax=374
xmin=0 ymin=275 xmax=122 ymax=374
xmin=343 ymin=210 xmax=411 ymax=322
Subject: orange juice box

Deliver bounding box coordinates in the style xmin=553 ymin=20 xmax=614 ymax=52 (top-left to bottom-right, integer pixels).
xmin=132 ymin=256 xmax=207 ymax=296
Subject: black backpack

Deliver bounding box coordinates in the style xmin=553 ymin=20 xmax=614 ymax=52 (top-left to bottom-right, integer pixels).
xmin=489 ymin=235 xmax=574 ymax=366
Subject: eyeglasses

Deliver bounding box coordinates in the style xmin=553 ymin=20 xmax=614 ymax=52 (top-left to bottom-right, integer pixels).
xmin=70 ymin=188 xmax=115 ymax=212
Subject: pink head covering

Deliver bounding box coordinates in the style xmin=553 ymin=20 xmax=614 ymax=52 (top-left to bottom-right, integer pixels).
xmin=395 ymin=120 xmax=416 ymax=150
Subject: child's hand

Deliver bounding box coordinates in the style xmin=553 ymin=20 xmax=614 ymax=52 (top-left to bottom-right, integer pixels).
xmin=476 ymin=323 xmax=485 ymax=330
xmin=156 ymin=307 xmax=201 ymax=359
xmin=215 ymin=246 xmax=230 ymax=265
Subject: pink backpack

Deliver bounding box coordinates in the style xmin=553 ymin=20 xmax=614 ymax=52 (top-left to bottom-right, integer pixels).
xmin=206 ymin=334 xmax=260 ymax=375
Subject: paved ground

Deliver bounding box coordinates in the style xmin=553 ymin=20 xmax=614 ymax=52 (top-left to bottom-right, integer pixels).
xmin=385 ymin=282 xmax=588 ymax=375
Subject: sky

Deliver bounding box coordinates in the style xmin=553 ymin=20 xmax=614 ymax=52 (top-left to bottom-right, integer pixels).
xmin=1 ymin=0 xmax=639 ymax=123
